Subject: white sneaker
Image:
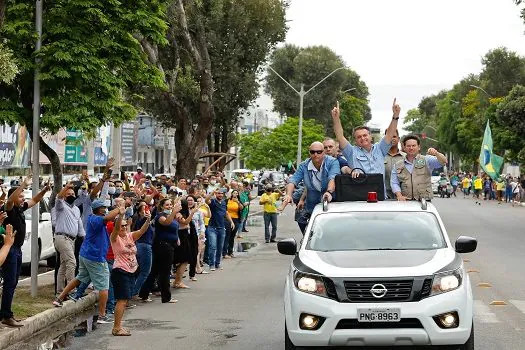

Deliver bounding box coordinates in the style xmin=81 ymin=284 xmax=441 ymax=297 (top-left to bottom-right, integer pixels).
xmin=210 ymin=267 xmax=216 ymax=271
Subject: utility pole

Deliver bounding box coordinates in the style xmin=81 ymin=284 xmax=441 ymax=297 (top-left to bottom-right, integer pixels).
xmin=31 ymin=0 xmax=43 ymax=297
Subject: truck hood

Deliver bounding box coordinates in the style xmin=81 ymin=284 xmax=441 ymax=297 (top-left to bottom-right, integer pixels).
xmin=297 ymin=248 xmax=459 ymax=278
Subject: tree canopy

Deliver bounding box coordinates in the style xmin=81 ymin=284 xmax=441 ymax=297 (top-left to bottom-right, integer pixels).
xmin=265 ymin=44 xmax=370 ymax=131
xmin=238 ymin=117 xmax=325 ymax=170
xmin=404 ymin=46 xmax=525 ymax=171
xmin=0 ymin=0 xmax=168 ymax=192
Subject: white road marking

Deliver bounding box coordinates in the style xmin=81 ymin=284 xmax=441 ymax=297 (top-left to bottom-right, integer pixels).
xmin=509 ymin=300 xmax=525 ymax=315
xmin=474 ymin=300 xmax=501 ymax=323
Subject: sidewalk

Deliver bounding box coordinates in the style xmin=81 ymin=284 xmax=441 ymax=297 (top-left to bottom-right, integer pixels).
xmin=0 ymin=201 xmax=266 ymax=349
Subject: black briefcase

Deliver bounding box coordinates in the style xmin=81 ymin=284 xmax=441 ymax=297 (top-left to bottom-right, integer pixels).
xmin=334 ymin=169 xmax=385 ymax=202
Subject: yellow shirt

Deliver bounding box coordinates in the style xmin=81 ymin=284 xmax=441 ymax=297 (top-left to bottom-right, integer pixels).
xmin=496 ymin=181 xmax=505 ymax=191
xmin=462 ymin=178 xmax=470 ymax=189
xmin=473 ymin=178 xmax=482 ymax=190
xmin=260 ymin=192 xmax=280 ymax=213
xmin=199 ymin=205 xmax=210 ymax=226
xmin=227 ymin=200 xmax=241 ymax=219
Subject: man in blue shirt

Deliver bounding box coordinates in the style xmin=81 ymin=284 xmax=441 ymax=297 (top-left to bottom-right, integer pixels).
xmin=331 ymin=99 xmax=401 ymax=177
xmin=53 ymin=199 xmax=121 ymax=324
xmin=391 ymin=134 xmax=447 ymax=201
xmin=282 ymin=142 xmax=341 ymax=233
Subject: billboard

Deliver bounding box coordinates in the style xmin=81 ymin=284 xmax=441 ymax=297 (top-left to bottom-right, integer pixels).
xmin=94 ymin=125 xmax=111 ymax=166
xmin=121 ymin=122 xmax=136 ymax=165
xmin=0 ymin=124 xmax=31 ymax=168
xmin=64 ymin=129 xmax=88 ymax=164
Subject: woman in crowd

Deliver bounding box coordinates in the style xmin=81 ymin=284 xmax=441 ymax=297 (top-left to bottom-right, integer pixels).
xmin=187 ymin=195 xmax=206 ymax=280
xmin=171 ymin=199 xmax=199 ymax=289
xmin=132 ymin=201 xmax=154 ymax=300
xmin=198 ymin=196 xmax=211 ymax=268
xmin=139 ymin=198 xmax=181 ymax=303
xmin=223 ymin=190 xmax=243 ymax=259
xmin=110 ymin=205 xmax=151 ymax=336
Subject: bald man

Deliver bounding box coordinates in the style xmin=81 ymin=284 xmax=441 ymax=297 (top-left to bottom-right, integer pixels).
xmin=282 ymin=142 xmax=341 ymax=232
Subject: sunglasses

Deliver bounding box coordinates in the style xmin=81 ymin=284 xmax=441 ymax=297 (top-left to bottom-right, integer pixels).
xmin=309 ymin=150 xmax=323 ymax=155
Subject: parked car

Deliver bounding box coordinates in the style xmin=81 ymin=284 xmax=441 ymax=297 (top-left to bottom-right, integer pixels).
xmin=21 ymin=191 xmax=55 ymax=274
xmin=258 ymin=171 xmax=286 ymax=196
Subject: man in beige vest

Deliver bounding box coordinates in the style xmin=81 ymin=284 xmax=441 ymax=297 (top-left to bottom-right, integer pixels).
xmin=391 ymin=135 xmax=447 ymax=201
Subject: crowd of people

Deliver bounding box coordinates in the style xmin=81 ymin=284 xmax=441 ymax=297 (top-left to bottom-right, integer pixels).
xmin=452 ymin=172 xmax=524 ymax=204
xmin=0 ymin=158 xmax=257 ymax=336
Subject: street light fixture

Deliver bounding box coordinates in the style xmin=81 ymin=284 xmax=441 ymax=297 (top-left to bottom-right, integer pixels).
xmin=469 ymin=85 xmax=491 ymax=98
xmin=267 ymin=65 xmax=347 ymax=166
xmin=342 ymin=88 xmax=356 ymax=94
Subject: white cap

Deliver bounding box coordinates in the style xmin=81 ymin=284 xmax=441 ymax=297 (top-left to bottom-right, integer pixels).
xmin=137 ymin=166 xmax=142 ymax=170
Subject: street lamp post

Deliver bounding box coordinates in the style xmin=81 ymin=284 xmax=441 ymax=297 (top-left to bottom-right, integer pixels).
xmin=267 ymin=66 xmax=347 ymax=166
xmin=470 ymin=85 xmax=491 ymax=98
xmin=31 ymin=0 xmax=43 ymax=297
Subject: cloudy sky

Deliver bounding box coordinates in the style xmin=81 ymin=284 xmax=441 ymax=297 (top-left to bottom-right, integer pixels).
xmin=259 ymin=0 xmax=525 ymax=133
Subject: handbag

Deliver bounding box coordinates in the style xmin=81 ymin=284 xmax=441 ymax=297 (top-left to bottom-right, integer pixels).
xmin=334 ymin=168 xmax=385 ymax=202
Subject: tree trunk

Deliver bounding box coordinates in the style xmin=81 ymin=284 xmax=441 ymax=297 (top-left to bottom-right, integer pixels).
xmin=220 ymin=125 xmax=229 ymax=169
xmin=0 ymin=0 xmax=6 ymax=30
xmin=25 ymin=123 xmax=62 ymax=208
xmin=39 ymin=135 xmax=62 ymax=208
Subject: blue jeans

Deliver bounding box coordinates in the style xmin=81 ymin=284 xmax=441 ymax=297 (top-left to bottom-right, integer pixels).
xmin=133 ymin=243 xmax=152 ymax=296
xmin=207 ymin=226 xmax=225 ymax=268
xmin=106 ymin=259 xmax=115 ymax=312
xmin=1 ymin=246 xmax=22 ymax=320
xmin=263 ymin=212 xmax=278 ymax=241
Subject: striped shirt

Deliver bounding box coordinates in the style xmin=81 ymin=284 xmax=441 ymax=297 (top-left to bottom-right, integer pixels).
xmin=54 ymin=198 xmax=85 ymax=237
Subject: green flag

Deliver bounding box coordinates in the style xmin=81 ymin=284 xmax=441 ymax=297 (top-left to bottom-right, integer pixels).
xmin=479 ymin=121 xmax=504 ymax=180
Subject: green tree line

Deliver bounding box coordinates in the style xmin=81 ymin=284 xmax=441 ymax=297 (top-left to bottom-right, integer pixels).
xmin=404 ymin=46 xmax=525 ymax=171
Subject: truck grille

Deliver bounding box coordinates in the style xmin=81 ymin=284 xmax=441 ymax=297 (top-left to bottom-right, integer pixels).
xmin=336 ymin=318 xmax=423 ymax=329
xmin=344 ymin=280 xmax=413 ymax=302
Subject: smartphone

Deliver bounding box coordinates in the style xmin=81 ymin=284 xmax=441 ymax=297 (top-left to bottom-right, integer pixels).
xmin=120 ymin=171 xmax=126 ymax=181
xmin=144 ymin=206 xmax=150 ymax=215
xmin=145 ymin=180 xmax=150 ymax=188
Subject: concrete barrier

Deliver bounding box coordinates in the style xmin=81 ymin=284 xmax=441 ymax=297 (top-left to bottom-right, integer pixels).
xmin=0 ymin=292 xmax=98 ymax=349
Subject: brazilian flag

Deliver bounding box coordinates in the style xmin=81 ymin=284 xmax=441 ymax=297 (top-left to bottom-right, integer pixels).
xmin=479 ymin=121 xmax=504 ymax=180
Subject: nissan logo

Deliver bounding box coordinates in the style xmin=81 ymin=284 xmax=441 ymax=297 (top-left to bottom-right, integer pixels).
xmin=370 ymin=284 xmax=388 ymax=298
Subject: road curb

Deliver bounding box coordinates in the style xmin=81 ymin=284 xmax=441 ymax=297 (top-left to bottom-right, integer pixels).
xmin=0 ymin=292 xmax=98 ymax=349
xmin=248 ymin=210 xmax=263 ymax=217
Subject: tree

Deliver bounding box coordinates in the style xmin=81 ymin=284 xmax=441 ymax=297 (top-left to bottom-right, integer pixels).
xmin=265 ymin=44 xmax=370 ymax=131
xmin=238 ymin=117 xmax=325 ymax=170
xmin=495 ymin=85 xmax=525 ymax=164
xmin=0 ymin=0 xmax=167 ymax=196
xmin=0 ymin=43 xmax=17 ymax=84
xmin=479 ymin=47 xmax=525 ymax=97
xmin=137 ymin=0 xmax=287 ymax=177
xmin=337 ymin=94 xmax=367 ymax=137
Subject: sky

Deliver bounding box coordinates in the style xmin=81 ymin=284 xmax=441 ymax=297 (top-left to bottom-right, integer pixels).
xmin=257 ymin=0 xmax=525 ymax=133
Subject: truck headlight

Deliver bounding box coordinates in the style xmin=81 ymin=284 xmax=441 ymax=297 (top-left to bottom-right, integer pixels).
xmin=294 ymin=271 xmax=327 ymax=297
xmin=431 ymin=268 xmax=463 ymax=296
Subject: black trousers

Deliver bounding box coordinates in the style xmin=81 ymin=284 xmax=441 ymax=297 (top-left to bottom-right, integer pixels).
xmin=139 ymin=241 xmax=174 ymax=303
xmin=188 ymin=233 xmax=198 ymax=278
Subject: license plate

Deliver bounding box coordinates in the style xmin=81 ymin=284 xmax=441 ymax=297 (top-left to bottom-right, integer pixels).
xmin=357 ymin=308 xmax=401 ymax=322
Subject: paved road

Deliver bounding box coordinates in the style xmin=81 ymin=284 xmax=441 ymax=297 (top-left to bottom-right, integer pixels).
xmin=14 ymin=197 xmax=525 ymax=349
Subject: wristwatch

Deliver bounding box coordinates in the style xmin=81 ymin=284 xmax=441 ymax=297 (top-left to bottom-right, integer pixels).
xmin=392 ymin=116 xmax=399 ymax=120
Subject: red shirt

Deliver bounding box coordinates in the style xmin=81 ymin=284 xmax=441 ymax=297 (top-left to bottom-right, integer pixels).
xmin=106 ymin=221 xmax=115 ymax=261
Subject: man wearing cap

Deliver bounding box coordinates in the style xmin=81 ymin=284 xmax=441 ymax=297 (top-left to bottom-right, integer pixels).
xmin=391 ymin=134 xmax=447 ymax=201
xmin=259 ymin=184 xmax=283 ymax=243
xmin=133 ymin=167 xmax=145 ymax=186
xmin=282 ymin=142 xmax=340 ymax=233
xmin=53 ymin=199 xmax=122 ymax=323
